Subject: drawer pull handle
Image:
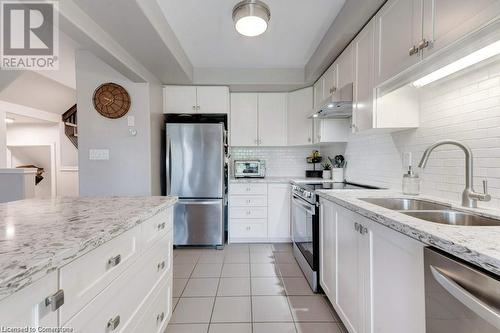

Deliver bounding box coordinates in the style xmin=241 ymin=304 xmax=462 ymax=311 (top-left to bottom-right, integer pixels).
xmin=156 ymin=312 xmax=165 ymax=325
xmin=107 ymin=315 xmax=120 ymax=330
xmin=108 ymin=254 xmax=121 ymax=268
xmin=157 ymin=260 xmax=166 ymax=271
xmin=158 ymin=222 xmax=166 ymax=231
xmin=45 ymin=289 xmax=64 ymax=312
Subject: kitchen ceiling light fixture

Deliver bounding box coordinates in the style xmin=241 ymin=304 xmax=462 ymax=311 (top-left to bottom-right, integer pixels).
xmin=5 ymin=117 xmax=15 ymax=124
xmin=413 ymin=40 xmax=500 ymax=87
xmin=233 ymin=0 xmax=270 ymax=37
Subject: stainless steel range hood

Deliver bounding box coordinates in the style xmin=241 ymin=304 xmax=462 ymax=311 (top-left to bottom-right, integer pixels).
xmin=309 ymin=83 xmax=353 ymax=119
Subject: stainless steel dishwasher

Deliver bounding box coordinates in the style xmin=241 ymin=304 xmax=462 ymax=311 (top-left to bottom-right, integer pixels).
xmin=424 ymin=247 xmax=500 ymax=333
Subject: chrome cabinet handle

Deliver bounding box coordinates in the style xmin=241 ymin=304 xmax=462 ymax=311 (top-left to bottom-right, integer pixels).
xmin=108 ymin=254 xmax=121 ymax=268
xmin=157 ymin=260 xmax=166 ymax=271
xmin=409 ymin=45 xmax=418 ymax=56
xmin=158 ymin=222 xmax=166 ymax=231
xmin=156 ymin=312 xmax=165 ymax=324
xmin=107 ymin=315 xmax=121 ymax=330
xmin=196 ymin=105 xmax=200 ymax=110
xmin=430 ymin=266 xmax=500 ymax=330
xmin=192 ymin=106 xmax=196 ymax=110
xmin=418 ymin=39 xmax=430 ymax=50
xmin=45 ymin=289 xmax=64 ymax=312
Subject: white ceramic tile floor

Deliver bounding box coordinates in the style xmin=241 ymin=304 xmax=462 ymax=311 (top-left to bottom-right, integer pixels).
xmin=167 ymin=243 xmax=347 ymax=333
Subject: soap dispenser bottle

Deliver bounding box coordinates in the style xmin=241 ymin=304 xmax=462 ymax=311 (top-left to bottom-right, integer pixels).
xmin=403 ymin=165 xmax=420 ymax=195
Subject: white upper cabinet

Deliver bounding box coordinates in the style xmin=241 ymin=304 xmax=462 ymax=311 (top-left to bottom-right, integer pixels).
xmin=287 ymin=87 xmax=313 ymax=146
xmin=163 ymin=85 xmax=229 ymax=114
xmin=422 ymin=0 xmax=500 ymax=58
xmin=313 ymin=77 xmax=324 ymax=111
xmin=258 ymin=93 xmax=287 ymax=146
xmin=374 ymin=0 xmax=423 ymax=85
xmin=230 ymin=93 xmax=258 ymax=146
xmin=353 ymin=19 xmax=375 ymax=132
xmin=337 ymin=44 xmax=354 ymax=90
xmin=230 ymin=92 xmax=287 ymax=147
xmin=323 ymin=63 xmax=338 ymax=102
xmin=163 ymin=86 xmax=197 ymax=114
xmin=196 ymin=86 xmax=229 ymax=114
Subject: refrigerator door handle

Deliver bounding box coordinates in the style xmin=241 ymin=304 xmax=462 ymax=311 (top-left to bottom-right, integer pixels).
xmin=166 ymin=135 xmax=172 ymax=195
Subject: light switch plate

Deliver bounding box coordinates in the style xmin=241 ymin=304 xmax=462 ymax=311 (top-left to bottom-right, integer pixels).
xmin=89 ymin=149 xmax=109 ymax=160
xmin=127 ymin=116 xmax=135 ymax=127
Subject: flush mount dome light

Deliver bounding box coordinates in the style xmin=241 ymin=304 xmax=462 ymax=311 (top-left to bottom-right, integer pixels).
xmin=233 ymin=0 xmax=270 ymax=37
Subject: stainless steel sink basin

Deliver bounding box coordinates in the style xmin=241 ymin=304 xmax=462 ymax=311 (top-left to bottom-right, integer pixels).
xmin=403 ymin=211 xmax=500 ymax=226
xmin=360 ymin=198 xmax=451 ymax=211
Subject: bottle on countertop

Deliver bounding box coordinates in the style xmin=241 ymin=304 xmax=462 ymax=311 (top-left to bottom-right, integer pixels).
xmin=403 ymin=165 xmax=420 ymax=195
xmin=402 ymin=152 xmax=420 ymax=195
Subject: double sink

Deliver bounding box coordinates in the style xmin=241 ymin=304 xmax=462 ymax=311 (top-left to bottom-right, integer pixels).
xmin=360 ymin=198 xmax=500 ymax=226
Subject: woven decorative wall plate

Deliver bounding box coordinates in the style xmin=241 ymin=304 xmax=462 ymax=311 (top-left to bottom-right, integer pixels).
xmin=93 ymin=82 xmax=131 ymax=119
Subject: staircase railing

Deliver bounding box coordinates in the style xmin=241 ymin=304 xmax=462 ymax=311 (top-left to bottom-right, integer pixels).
xmin=62 ymin=104 xmax=77 ymax=149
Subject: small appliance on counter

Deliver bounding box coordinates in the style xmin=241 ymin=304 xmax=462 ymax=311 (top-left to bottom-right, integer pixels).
xmin=234 ymin=160 xmax=266 ymax=178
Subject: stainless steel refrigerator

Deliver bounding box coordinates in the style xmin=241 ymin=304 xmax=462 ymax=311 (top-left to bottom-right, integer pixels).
xmin=166 ymin=123 xmax=225 ymax=247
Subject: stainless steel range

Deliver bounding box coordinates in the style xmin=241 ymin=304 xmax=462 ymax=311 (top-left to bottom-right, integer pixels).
xmin=291 ymin=181 xmax=380 ymax=292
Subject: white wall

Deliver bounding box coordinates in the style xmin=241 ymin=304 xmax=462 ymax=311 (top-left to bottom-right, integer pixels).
xmin=149 ymin=83 xmax=163 ymax=195
xmin=0 ymin=110 xmax=5 ymax=167
xmin=345 ymin=59 xmax=500 ymax=209
xmin=76 ymin=50 xmax=154 ymax=196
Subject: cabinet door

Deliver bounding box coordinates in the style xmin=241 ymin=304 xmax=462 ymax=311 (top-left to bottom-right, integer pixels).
xmin=196 ymin=86 xmax=229 ymax=114
xmin=319 ymin=199 xmax=337 ymax=303
xmin=323 ymin=63 xmax=338 ymax=102
xmin=287 ymin=87 xmax=313 ymax=145
xmin=353 ymin=20 xmax=375 ymax=132
xmin=370 ymin=220 xmax=425 ymax=333
xmin=337 ymin=45 xmax=354 ymax=90
xmin=267 ymin=184 xmax=291 ymax=240
xmin=422 ymin=0 xmax=500 ymax=58
xmin=0 ymin=271 xmax=58 ymax=327
xmin=313 ymin=78 xmax=324 ymax=111
xmin=336 ymin=207 xmax=362 ymax=333
xmin=258 ymin=93 xmax=287 ymax=146
xmin=163 ymin=86 xmax=197 ymax=114
xmin=230 ymin=93 xmax=258 ymax=146
xmin=374 ymin=0 xmax=423 ymax=85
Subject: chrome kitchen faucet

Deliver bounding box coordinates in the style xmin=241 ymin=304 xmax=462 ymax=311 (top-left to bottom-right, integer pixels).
xmin=418 ymin=140 xmax=491 ymax=208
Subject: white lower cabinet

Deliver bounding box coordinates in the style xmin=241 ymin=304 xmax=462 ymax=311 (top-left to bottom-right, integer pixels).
xmin=0 ymin=207 xmax=175 ymax=332
xmin=229 ymin=182 xmax=291 ymax=242
xmin=319 ymin=199 xmax=425 ymax=333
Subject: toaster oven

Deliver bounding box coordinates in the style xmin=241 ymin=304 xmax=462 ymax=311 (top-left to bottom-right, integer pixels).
xmin=233 ymin=160 xmax=265 ymax=178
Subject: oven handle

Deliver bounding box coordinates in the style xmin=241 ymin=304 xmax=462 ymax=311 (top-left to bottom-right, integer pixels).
xmin=292 ymin=195 xmax=316 ymax=215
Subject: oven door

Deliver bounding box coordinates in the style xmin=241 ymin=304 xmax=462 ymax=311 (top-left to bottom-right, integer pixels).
xmin=291 ymin=194 xmax=317 ymax=271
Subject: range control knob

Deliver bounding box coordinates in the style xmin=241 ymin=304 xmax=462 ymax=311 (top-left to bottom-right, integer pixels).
xmin=304 ymin=191 xmax=313 ymax=198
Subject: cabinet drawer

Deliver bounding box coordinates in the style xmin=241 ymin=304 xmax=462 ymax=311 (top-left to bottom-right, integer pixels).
xmin=59 ymin=226 xmax=141 ymax=324
xmin=230 ymin=207 xmax=267 ymax=219
xmin=230 ymin=220 xmax=267 ymax=238
xmin=229 ymin=195 xmax=267 ymax=207
xmin=230 ymin=183 xmax=268 ymax=195
xmin=64 ymin=232 xmax=173 ymax=331
xmin=126 ymin=276 xmax=172 ymax=333
xmin=141 ymin=207 xmax=173 ymax=250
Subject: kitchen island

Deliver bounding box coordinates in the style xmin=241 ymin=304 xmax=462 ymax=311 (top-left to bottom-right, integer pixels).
xmin=0 ymin=196 xmax=177 ymax=332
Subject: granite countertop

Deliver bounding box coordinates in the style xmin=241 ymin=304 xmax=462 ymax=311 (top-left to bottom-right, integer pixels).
xmin=229 ymin=177 xmax=337 ymax=184
xmin=316 ymin=189 xmax=500 ymax=276
xmin=0 ymin=196 xmax=177 ymax=301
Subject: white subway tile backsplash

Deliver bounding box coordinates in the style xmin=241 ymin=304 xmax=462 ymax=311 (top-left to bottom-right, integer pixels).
xmin=229 ymin=145 xmax=345 ymax=178
xmin=345 ymin=59 xmax=500 ymax=209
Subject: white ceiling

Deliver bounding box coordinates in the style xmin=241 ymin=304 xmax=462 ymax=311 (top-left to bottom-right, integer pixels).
xmin=157 ymin=0 xmax=345 ymax=69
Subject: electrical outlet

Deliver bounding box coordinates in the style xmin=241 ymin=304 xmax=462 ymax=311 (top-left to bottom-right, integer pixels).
xmin=89 ymin=149 xmax=109 ymax=160
xmin=127 ymin=116 xmax=135 ymax=127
